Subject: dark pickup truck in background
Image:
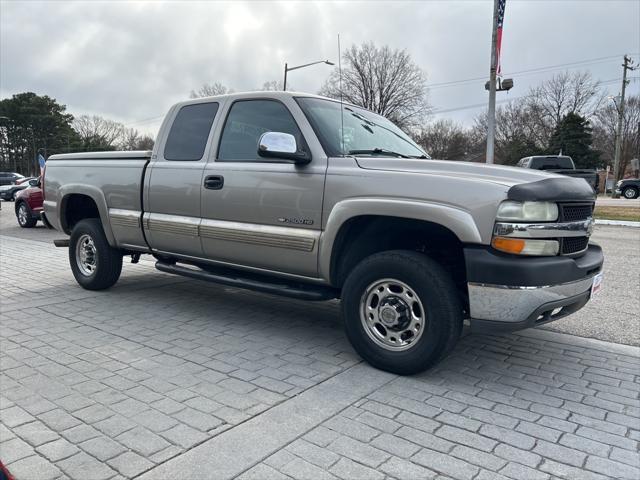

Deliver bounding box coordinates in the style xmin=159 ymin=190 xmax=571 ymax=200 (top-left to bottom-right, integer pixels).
xmin=517 ymin=155 xmax=599 ymax=192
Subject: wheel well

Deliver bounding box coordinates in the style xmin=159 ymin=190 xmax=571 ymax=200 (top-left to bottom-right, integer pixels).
xmin=62 ymin=194 xmax=100 ymax=233
xmin=331 ymin=216 xmax=468 ymax=309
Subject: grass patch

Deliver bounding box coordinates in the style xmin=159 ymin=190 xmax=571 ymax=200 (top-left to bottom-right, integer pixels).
xmin=594 ymin=206 xmax=640 ymax=222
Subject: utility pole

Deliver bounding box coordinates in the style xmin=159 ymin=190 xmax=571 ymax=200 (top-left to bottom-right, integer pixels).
xmin=485 ymin=0 xmax=499 ymax=164
xmin=611 ymin=54 xmax=635 ymax=197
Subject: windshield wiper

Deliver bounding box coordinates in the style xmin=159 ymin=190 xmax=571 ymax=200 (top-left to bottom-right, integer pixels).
xmin=348 ymin=148 xmax=410 ymax=158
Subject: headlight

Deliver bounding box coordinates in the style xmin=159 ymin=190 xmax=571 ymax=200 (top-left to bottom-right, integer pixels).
xmin=496 ymin=201 xmax=558 ymax=222
xmin=616 ymin=180 xmax=623 ymax=186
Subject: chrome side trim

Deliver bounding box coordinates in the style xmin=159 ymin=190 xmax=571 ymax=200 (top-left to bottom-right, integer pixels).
xmin=109 ymin=209 xmax=141 ymax=228
xmin=199 ymin=219 xmax=316 ymax=252
xmin=494 ymin=218 xmax=594 ymax=238
xmin=468 ymin=276 xmax=595 ymax=323
xmin=142 ymin=214 xmax=317 ymax=252
xmin=145 ymin=213 xmax=199 ymax=237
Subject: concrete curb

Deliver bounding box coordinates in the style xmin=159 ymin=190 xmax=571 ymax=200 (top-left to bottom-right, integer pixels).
xmin=518 ymin=328 xmax=640 ymax=358
xmin=595 ymin=219 xmax=640 ymax=228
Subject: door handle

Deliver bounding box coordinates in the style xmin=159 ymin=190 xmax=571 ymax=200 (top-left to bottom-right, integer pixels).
xmin=204 ymin=175 xmax=224 ymax=190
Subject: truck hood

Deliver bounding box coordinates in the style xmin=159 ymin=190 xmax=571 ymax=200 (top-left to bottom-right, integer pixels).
xmin=354 ymin=157 xmax=556 ymax=188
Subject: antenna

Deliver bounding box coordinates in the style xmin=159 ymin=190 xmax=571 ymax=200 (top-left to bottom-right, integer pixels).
xmin=338 ymin=34 xmax=345 ymax=155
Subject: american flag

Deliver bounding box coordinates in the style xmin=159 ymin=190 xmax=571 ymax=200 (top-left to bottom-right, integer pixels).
xmin=496 ymin=0 xmax=506 ymax=76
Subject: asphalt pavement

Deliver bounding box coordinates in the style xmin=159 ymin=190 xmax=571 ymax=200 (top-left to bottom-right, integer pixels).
xmin=596 ymin=196 xmax=640 ymax=207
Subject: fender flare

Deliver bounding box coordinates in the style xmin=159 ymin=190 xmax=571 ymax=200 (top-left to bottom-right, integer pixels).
xmin=318 ymin=197 xmax=482 ymax=282
xmin=58 ymin=184 xmax=116 ymax=246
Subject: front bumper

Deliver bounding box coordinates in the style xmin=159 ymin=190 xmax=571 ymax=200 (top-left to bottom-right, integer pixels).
xmin=615 ymin=188 xmax=622 ymax=195
xmin=465 ymin=244 xmax=603 ymax=333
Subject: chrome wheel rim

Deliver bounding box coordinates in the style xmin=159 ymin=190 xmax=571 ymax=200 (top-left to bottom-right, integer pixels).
xmin=18 ymin=205 xmax=28 ymax=225
xmin=624 ymin=189 xmax=636 ymax=199
xmin=75 ymin=234 xmax=97 ymax=276
xmin=360 ymin=278 xmax=426 ymax=351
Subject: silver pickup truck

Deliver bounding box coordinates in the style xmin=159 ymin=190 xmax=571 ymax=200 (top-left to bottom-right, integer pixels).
xmin=43 ymin=91 xmax=604 ymax=374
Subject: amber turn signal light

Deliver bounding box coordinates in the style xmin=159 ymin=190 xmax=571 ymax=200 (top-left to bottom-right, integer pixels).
xmin=491 ymin=236 xmax=526 ymax=254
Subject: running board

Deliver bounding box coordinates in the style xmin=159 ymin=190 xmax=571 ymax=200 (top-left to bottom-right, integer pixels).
xmin=155 ymin=262 xmax=339 ymax=301
xmin=54 ymin=239 xmax=70 ymax=247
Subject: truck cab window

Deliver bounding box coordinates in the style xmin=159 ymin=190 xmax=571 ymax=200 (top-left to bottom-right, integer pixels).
xmin=164 ymin=102 xmax=219 ymax=161
xmin=218 ymin=100 xmax=305 ymax=162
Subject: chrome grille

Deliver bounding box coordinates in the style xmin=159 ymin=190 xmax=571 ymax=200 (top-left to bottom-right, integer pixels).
xmin=561 ymin=236 xmax=589 ymax=255
xmin=559 ymin=203 xmax=594 ymax=222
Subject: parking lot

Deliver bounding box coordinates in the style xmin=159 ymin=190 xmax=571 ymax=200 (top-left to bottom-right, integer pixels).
xmin=1 ymin=205 xmax=639 ymax=480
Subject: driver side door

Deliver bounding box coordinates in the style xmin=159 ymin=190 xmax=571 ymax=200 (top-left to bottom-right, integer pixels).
xmin=200 ymin=98 xmax=326 ymax=278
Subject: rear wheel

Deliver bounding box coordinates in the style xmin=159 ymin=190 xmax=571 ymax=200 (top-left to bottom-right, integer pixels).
xmin=341 ymin=250 xmax=463 ymax=375
xmin=69 ymin=219 xmax=123 ymax=290
xmin=622 ymin=186 xmax=639 ymax=199
xmin=16 ymin=202 xmax=37 ymax=228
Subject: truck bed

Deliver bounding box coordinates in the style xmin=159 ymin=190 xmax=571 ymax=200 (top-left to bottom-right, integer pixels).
xmin=43 ymin=150 xmax=152 ymax=249
xmin=547 ymin=169 xmax=599 ymax=191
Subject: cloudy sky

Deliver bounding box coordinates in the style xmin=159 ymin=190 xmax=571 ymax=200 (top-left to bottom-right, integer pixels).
xmin=2 ymin=0 xmax=638 ymax=136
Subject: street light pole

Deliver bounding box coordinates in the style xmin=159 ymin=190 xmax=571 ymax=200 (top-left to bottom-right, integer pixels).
xmin=284 ymin=63 xmax=288 ymax=92
xmin=283 ymin=60 xmax=335 ymax=91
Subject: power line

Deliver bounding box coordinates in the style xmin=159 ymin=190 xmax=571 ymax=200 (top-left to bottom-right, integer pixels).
xmin=431 ymin=77 xmax=639 ymax=115
xmin=427 ymin=54 xmax=639 ymax=89
xmin=121 ymin=54 xmax=640 ymax=126
xmin=123 ymin=114 xmax=165 ymax=127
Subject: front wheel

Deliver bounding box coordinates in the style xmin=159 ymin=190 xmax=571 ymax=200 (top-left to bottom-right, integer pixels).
xmin=69 ymin=219 xmax=123 ymax=290
xmin=622 ymin=187 xmax=639 ymax=199
xmin=341 ymin=250 xmax=463 ymax=375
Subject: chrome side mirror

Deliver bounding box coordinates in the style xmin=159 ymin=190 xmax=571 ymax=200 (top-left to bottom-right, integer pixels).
xmin=258 ymin=132 xmax=311 ymax=164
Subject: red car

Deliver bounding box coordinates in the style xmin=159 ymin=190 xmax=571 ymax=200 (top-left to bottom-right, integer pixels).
xmin=14 ymin=179 xmax=43 ymax=228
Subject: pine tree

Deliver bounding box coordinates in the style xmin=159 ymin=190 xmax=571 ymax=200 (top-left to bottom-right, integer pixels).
xmin=548 ymin=112 xmax=601 ymax=169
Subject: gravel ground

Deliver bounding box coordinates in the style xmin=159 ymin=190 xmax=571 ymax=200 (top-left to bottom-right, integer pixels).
xmin=1 ymin=200 xmax=638 ymax=345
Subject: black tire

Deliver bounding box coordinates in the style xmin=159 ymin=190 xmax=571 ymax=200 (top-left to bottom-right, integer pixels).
xmin=16 ymin=202 xmax=37 ymax=228
xmin=622 ymin=187 xmax=639 ymax=199
xmin=341 ymin=250 xmax=463 ymax=375
xmin=69 ymin=218 xmax=123 ymax=290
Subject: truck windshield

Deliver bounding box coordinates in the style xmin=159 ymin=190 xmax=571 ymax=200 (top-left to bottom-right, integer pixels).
xmin=296 ymin=97 xmax=429 ymax=159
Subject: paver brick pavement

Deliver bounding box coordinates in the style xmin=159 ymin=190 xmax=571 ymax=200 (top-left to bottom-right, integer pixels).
xmin=1 ymin=228 xmax=640 ymax=479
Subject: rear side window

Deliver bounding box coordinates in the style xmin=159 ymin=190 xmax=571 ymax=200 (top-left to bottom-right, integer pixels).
xmin=217 ymin=100 xmax=305 ymax=162
xmin=164 ymin=102 xmax=219 ymax=161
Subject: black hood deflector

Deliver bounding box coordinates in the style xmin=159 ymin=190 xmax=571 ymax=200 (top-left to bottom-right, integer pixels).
xmin=508 ymin=177 xmax=595 ymax=203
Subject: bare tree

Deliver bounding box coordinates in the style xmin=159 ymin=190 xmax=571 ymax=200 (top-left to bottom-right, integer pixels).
xmin=414 ymin=119 xmax=472 ymax=160
xmin=472 ymin=100 xmax=545 ymax=165
xmin=190 ymin=82 xmax=233 ymax=99
xmin=73 ymin=115 xmax=124 ymax=150
xmin=119 ymin=127 xmax=155 ymax=151
xmin=526 ymin=71 xmax=604 ymax=142
xmin=592 ymin=95 xmax=640 ymax=178
xmin=260 ymin=80 xmax=285 ymax=91
xmin=320 ymin=42 xmax=430 ymax=129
